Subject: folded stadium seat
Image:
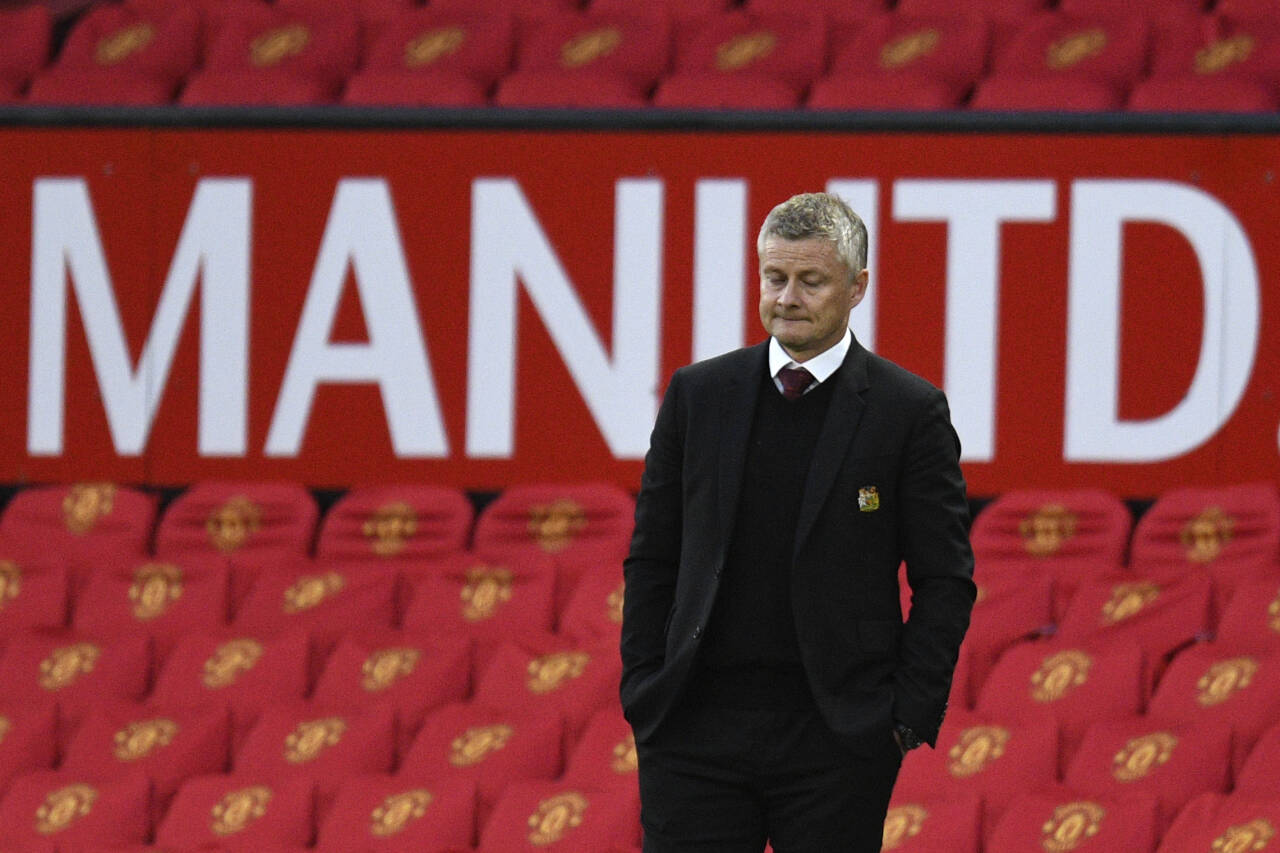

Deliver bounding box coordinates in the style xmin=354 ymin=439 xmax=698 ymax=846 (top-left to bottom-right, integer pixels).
xmin=745 ymin=0 xmax=888 ymax=26
xmin=892 ymin=0 xmax=1050 ymax=53
xmin=341 ymin=7 xmax=513 ymax=106
xmin=472 ymin=482 xmax=635 ymax=613
xmin=660 ymin=10 xmax=827 ymax=103
xmin=39 ymin=2 xmax=199 ymax=92
xmin=1129 ymin=483 xmax=1280 ymax=612
xmin=431 ymin=0 xmax=581 ymax=29
xmin=892 ymin=710 xmax=1061 ymax=834
xmin=969 ymin=72 xmax=1127 ymax=108
xmin=279 ymin=0 xmax=417 ymax=32
xmin=807 ymin=72 xmax=969 ymax=110
xmin=72 ymin=554 xmax=229 ymax=659
xmin=652 ymin=72 xmax=802 ymax=107
xmin=557 ymin=566 xmax=624 ymax=645
xmin=1129 ymin=75 xmax=1278 ymax=111
xmin=1148 ymin=645 xmax=1280 ymax=774
xmin=879 ymin=795 xmax=982 ymax=853
xmin=311 ymin=630 xmax=471 ymax=755
xmin=0 ymin=4 xmax=51 ymax=99
xmin=231 ymin=558 xmax=398 ymax=668
xmin=233 ymin=701 xmax=395 ymax=811
xmin=954 ymin=563 xmax=1054 ymax=704
xmin=1235 ymin=719 xmax=1280 ymax=797
xmin=1054 ymin=573 xmax=1213 ymax=684
xmin=0 ymin=770 xmax=150 ymax=849
xmin=25 ymin=70 xmax=176 ymax=105
xmin=401 ymin=552 xmax=557 ymax=648
xmin=59 ymin=699 xmax=231 ymax=820
xmin=398 ymin=701 xmax=566 ymax=826
xmin=476 ymin=780 xmax=641 ymax=853
xmin=0 ymin=698 xmax=57 ymax=801
xmin=560 ymin=707 xmax=635 ymax=793
xmin=589 ymin=0 xmax=734 ymax=25
xmin=316 ymin=774 xmax=477 ymax=852
xmin=472 ymin=637 xmax=623 ymax=745
xmin=0 ymin=633 xmax=150 ymax=741
xmin=151 ymin=629 xmax=312 ymax=750
xmin=179 ymin=4 xmax=360 ymax=104
xmin=1063 ymin=716 xmax=1232 ymax=831
xmin=1149 ymin=14 xmax=1280 ymax=93
xmin=0 ymin=552 xmax=69 ymax=640
xmin=968 ymin=488 xmax=1133 ymax=619
xmin=316 ymin=484 xmax=474 ymax=564
xmin=987 ymin=789 xmax=1160 ymax=853
xmin=1215 ymin=0 xmax=1280 ymax=22
xmin=829 ymin=14 xmax=992 ymax=90
xmin=1214 ymin=579 xmax=1280 ymax=654
xmin=156 ymin=773 xmax=315 ymax=850
xmin=975 ymin=640 xmax=1145 ymax=763
xmin=0 ymin=483 xmax=157 ymax=593
xmin=1155 ymin=792 xmax=1280 ymax=853
xmin=493 ymin=70 xmax=651 ymax=106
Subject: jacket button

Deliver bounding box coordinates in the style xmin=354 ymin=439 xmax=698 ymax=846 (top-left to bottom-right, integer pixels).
xmin=692 ymin=626 xmax=703 ymax=639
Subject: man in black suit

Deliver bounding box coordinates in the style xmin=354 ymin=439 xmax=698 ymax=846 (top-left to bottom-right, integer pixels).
xmin=621 ymin=192 xmax=976 ymax=852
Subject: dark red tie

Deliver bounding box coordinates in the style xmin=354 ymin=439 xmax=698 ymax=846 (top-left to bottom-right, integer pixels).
xmin=777 ymin=366 xmax=814 ymax=400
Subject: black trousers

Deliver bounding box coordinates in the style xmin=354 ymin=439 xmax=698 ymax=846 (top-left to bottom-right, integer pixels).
xmin=636 ymin=696 xmax=903 ymax=853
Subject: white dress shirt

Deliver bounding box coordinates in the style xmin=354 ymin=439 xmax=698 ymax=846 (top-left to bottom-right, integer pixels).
xmin=768 ymin=328 xmax=853 ymax=396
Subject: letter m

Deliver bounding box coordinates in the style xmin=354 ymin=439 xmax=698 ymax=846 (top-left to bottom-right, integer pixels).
xmin=29 ymin=178 xmax=251 ymax=456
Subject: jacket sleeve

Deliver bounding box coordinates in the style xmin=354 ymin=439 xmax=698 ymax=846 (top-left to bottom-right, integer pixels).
xmin=619 ymin=370 xmax=685 ymax=712
xmin=892 ymin=387 xmax=977 ymax=747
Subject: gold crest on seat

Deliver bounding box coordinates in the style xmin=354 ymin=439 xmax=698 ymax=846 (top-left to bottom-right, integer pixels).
xmin=363 ymin=501 xmax=417 ymax=557
xmin=113 ymin=718 xmax=180 ymax=762
xmin=404 ymin=26 xmax=466 ymax=67
xmin=526 ymin=651 xmax=590 ymax=695
xmin=947 ymin=726 xmax=1010 ymax=778
xmin=251 ymin=24 xmax=310 ymax=67
xmin=527 ymin=792 xmax=588 ymax=846
xmin=606 ymin=581 xmax=625 ymax=625
xmin=612 ymin=733 xmax=637 ymax=774
xmin=1046 ymin=29 xmax=1108 ymax=70
xmin=96 ymin=23 xmax=155 ymax=65
xmin=1101 ymin=581 xmax=1161 ymax=625
xmin=879 ymin=29 xmax=941 ymax=70
xmin=1196 ymin=34 xmax=1255 ymax=75
xmin=284 ymin=717 xmax=347 ymax=764
xmin=449 ymin=723 xmax=514 ymax=767
xmin=206 ymin=496 xmax=261 ymax=553
xmin=1111 ymin=732 xmax=1177 ymax=782
xmin=35 ymin=784 xmax=97 ymax=835
xmin=39 ymin=643 xmax=101 ymax=691
xmin=202 ymin=638 xmax=264 ymax=689
xmin=362 ymin=647 xmax=421 ymax=692
xmin=283 ymin=571 xmax=345 ymax=614
xmin=129 ymin=562 xmax=184 ymax=621
xmin=1269 ymin=592 xmax=1280 ymax=635
xmin=1197 ymin=657 xmax=1258 ymax=707
xmin=370 ymin=789 xmax=433 ymax=838
xmin=0 ymin=716 xmax=11 ymax=746
xmin=0 ymin=560 xmax=20 ymax=610
xmin=1181 ymin=507 xmax=1235 ymax=563
xmin=211 ymin=786 xmax=272 ymax=836
xmin=1030 ymin=650 xmax=1093 ymax=703
xmin=62 ymin=482 xmax=116 ymax=535
xmin=715 ymin=31 xmax=776 ymax=71
xmin=528 ymin=499 xmax=588 ymax=552
xmin=1212 ymin=819 xmax=1275 ymax=853
xmin=1041 ymin=801 xmax=1106 ymax=852
xmin=882 ymin=804 xmax=928 ymax=850
xmin=1019 ymin=504 xmax=1077 ymax=557
xmin=561 ymin=27 xmax=622 ymax=68
xmin=460 ymin=566 xmax=514 ymax=622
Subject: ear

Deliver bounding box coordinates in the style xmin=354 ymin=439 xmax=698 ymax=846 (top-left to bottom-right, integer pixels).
xmin=849 ymin=268 xmax=870 ymax=309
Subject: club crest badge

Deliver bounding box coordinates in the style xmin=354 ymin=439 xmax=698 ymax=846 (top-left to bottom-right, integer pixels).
xmin=283 ymin=571 xmax=346 ymax=614
xmin=606 ymin=581 xmax=625 ymax=625
xmin=882 ymin=804 xmax=928 ymax=850
xmin=202 ymin=638 xmax=264 ymax=688
xmin=528 ymin=499 xmax=588 ymax=552
xmin=362 ymin=647 xmax=421 ymax=692
xmin=947 ymin=726 xmax=1010 ymax=778
xmin=858 ymin=486 xmax=880 ymax=512
xmin=1112 ymin=732 xmax=1178 ymax=782
xmin=1197 ymin=657 xmax=1258 ymax=707
xmin=370 ymin=789 xmax=433 ymax=837
xmin=211 ymin=786 xmax=272 ymax=836
xmin=39 ymin=643 xmax=101 ymax=690
xmin=1101 ymin=582 xmax=1161 ymax=625
xmin=0 ymin=560 xmax=20 ymax=610
xmin=129 ymin=562 xmax=184 ymax=621
xmin=1181 ymin=506 xmax=1235 ymax=563
xmin=612 ymin=733 xmax=637 ymax=773
xmin=1030 ymin=650 xmax=1093 ymax=703
xmin=1041 ymin=801 xmax=1106 ymax=852
xmin=526 ymin=651 xmax=590 ymax=694
xmin=527 ymin=792 xmax=589 ymax=845
xmin=1268 ymin=591 xmax=1280 ymax=635
xmin=113 ymin=718 xmax=179 ymax=762
xmin=35 ymin=784 xmax=98 ymax=835
xmin=449 ymin=723 xmax=514 ymax=767
xmin=362 ymin=501 xmax=417 ymax=557
xmin=206 ymin=495 xmax=262 ymax=553
xmin=1212 ymin=819 xmax=1275 ymax=853
xmin=460 ymin=566 xmax=514 ymax=622
xmin=0 ymin=716 xmax=11 ymax=746
xmin=1020 ymin=504 xmax=1078 ymax=556
xmin=284 ymin=717 xmax=347 ymax=764
xmin=62 ymin=482 xmax=117 ymax=535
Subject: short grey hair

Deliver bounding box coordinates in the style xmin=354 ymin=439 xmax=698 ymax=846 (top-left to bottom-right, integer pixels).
xmin=757 ymin=192 xmax=868 ymax=277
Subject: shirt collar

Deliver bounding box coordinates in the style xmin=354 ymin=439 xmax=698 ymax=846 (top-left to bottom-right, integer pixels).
xmin=769 ymin=328 xmax=852 ymax=385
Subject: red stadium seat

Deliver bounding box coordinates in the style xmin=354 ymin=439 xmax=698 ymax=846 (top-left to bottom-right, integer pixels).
xmin=357 ymin=7 xmax=516 ymax=87
xmin=26 ymin=70 xmax=176 ymax=105
xmin=476 ymin=780 xmax=640 ymax=853
xmin=156 ymin=773 xmax=315 ymax=850
xmin=0 ymin=483 xmax=156 ymax=591
xmin=0 ymin=552 xmax=69 ymax=639
xmin=1129 ymin=75 xmax=1278 ymax=111
xmin=894 ymin=0 xmax=1049 ymax=21
xmin=311 ymin=630 xmax=471 ymax=755
xmin=1149 ymin=646 xmax=1280 ymax=774
xmin=72 ymin=554 xmax=229 ymax=658
xmin=829 ymin=14 xmax=992 ymax=89
xmin=279 ymin=0 xmax=417 ymax=31
xmin=494 ymin=70 xmax=651 ymax=106
xmin=52 ymin=3 xmax=200 ymax=89
xmin=60 ymin=700 xmax=231 ymax=816
xmin=590 ymin=0 xmax=733 ymax=24
xmin=1156 ymin=792 xmax=1280 ymax=853
xmin=0 ymin=4 xmax=51 ymax=97
xmin=1215 ymin=0 xmax=1280 ymax=23
xmin=316 ymin=774 xmax=478 ymax=853
xmin=879 ymin=795 xmax=982 ymax=853
xmin=316 ymin=484 xmax=474 ymax=564
xmin=669 ymin=11 xmax=827 ymax=97
xmin=653 ymin=71 xmax=802 ymax=108
xmin=1214 ymin=579 xmax=1280 ymax=654
xmin=0 ymin=633 xmax=150 ymax=738
xmin=402 ymin=552 xmax=557 ymax=646
xmin=561 ymin=707 xmax=636 ymax=793
xmin=1058 ymin=0 xmax=1202 ymax=25
xmin=746 ymin=0 xmax=888 ymax=26
xmin=988 ymin=790 xmax=1160 ymax=853
xmin=473 ymin=637 xmax=622 ymax=744
xmin=342 ymin=70 xmax=491 ymax=106
xmin=959 ymin=563 xmax=1054 ymax=702
xmin=515 ymin=12 xmax=672 ymax=93
xmin=1150 ymin=15 xmax=1280 ymax=89
xmin=155 ymin=481 xmax=319 ymax=563
xmin=0 ymin=698 xmax=57 ymax=801
xmin=1236 ymin=719 xmax=1280 ymax=797
xmin=0 ymin=771 xmax=150 ymax=849
xmin=125 ymin=0 xmax=273 ymax=44
xmin=975 ymin=641 xmax=1145 ymax=761
xmin=151 ymin=630 xmax=312 ymax=749
xmin=398 ymin=701 xmax=565 ymax=825
xmin=992 ymin=13 xmax=1151 ymax=88
xmin=969 ymin=73 xmax=1126 ymax=109
xmin=558 ymin=565 xmax=625 ymax=645
xmin=1063 ymin=717 xmax=1232 ymax=830
xmin=807 ymin=72 xmax=969 ymax=110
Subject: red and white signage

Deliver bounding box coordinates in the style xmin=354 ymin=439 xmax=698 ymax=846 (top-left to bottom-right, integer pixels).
xmin=1 ymin=128 xmax=1276 ymax=495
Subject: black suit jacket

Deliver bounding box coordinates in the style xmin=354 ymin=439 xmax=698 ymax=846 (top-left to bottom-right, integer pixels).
xmin=620 ymin=337 xmax=976 ymax=748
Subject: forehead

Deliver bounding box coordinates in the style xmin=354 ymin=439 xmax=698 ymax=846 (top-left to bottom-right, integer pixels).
xmin=759 ymin=235 xmax=843 ymax=270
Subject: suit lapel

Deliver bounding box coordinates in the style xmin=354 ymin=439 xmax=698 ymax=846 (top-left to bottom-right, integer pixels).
xmin=716 ymin=343 xmax=767 ymax=547
xmin=793 ymin=341 xmax=870 ymax=557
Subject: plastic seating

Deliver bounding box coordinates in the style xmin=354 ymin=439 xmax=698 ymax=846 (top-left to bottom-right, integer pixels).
xmin=1214 ymin=579 xmax=1280 ymax=654
xmin=894 ymin=0 xmax=1050 ymax=21
xmin=316 ymin=774 xmax=478 ymax=852
xmin=402 ymin=551 xmax=557 ymax=647
xmin=476 ymin=780 xmax=641 ymax=853
xmin=830 ymin=14 xmax=992 ymax=89
xmin=26 ymin=70 xmax=175 ymax=105
xmin=746 ymin=0 xmax=888 ymax=25
xmin=558 ymin=565 xmax=625 ymax=644
xmin=494 ymin=70 xmax=651 ymax=106
xmin=1150 ymin=16 xmax=1280 ymax=94
xmin=993 ymin=13 xmax=1151 ymax=87
xmin=1235 ymin=719 xmax=1280 ymax=797
xmin=0 ymin=4 xmax=51 ymax=99
xmin=807 ymin=72 xmax=969 ymax=110
xmin=561 ymin=707 xmax=637 ymax=792
xmin=1129 ymin=75 xmax=1278 ymax=111
xmin=653 ymin=71 xmax=802 ymax=108
xmin=156 ymin=773 xmax=315 ymax=849
xmin=958 ymin=563 xmax=1054 ymax=701
xmin=666 ymin=11 xmax=827 ymax=99
xmin=0 ymin=552 xmax=68 ymax=639
xmin=46 ymin=3 xmax=200 ymax=89
xmin=430 ymin=0 xmax=582 ymax=25
xmin=316 ymin=484 xmax=474 ymax=564
xmin=0 ymin=771 xmax=150 ymax=849
xmin=970 ymin=73 xmax=1126 ymax=109
xmin=880 ymin=795 xmax=983 ymax=852
xmin=589 ymin=0 xmax=734 ymax=24
xmin=514 ymin=11 xmax=672 ymax=94
xmin=988 ymin=790 xmax=1160 ymax=853
xmin=278 ymin=0 xmax=418 ymax=31
xmin=342 ymin=70 xmax=491 ymax=105
xmin=0 ymin=698 xmax=57 ymax=803
xmin=1215 ymin=0 xmax=1280 ymax=23
xmin=1156 ymin=792 xmax=1280 ymax=853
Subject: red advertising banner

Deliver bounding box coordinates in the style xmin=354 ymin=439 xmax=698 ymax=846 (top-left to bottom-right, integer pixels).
xmin=1 ymin=127 xmax=1277 ymax=496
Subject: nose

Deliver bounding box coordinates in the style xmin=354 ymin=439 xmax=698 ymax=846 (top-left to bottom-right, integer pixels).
xmin=777 ymin=277 xmax=803 ymax=306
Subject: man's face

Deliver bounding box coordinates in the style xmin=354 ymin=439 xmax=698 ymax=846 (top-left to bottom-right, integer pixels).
xmin=758 ymin=235 xmax=867 ymax=362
